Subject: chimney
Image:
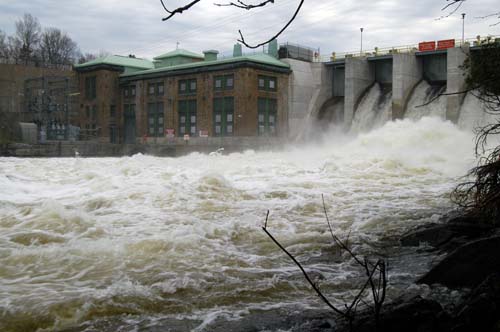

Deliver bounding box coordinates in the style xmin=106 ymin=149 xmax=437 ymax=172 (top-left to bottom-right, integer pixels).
xmin=268 ymin=39 xmax=278 ymax=58
xmin=233 ymin=43 xmax=242 ymax=57
xmin=203 ymin=50 xmax=218 ymax=61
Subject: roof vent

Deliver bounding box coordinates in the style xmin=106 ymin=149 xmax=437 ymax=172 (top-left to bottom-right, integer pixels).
xmin=203 ymin=50 xmax=218 ymax=61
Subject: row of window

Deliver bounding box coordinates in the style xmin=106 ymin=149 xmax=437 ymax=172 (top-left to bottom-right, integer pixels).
xmin=87 ymin=98 xmax=276 ymax=138
xmin=84 ymin=74 xmax=278 ymax=102
xmin=121 ymin=75 xmax=277 ymax=98
xmin=148 ymin=83 xmax=164 ymax=96
xmin=123 ymin=85 xmax=136 ymax=98
xmin=141 ymin=97 xmax=276 ymax=137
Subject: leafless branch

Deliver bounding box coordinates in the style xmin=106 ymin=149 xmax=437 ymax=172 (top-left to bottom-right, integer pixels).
xmin=262 ymin=210 xmax=348 ymax=318
xmin=322 ymin=195 xmax=387 ymax=328
xmin=415 ymin=89 xmax=473 ymax=108
xmin=263 ymin=197 xmax=389 ymax=330
xmin=237 ymin=0 xmax=304 ymax=49
xmin=214 ymin=0 xmax=274 ymax=10
xmin=441 ymin=0 xmax=464 ymax=12
xmin=322 ymin=194 xmax=364 ymax=266
xmin=160 ymin=0 xmax=202 ymax=21
xmin=436 ymin=0 xmax=464 ymax=20
xmin=475 ymin=11 xmax=500 ymax=19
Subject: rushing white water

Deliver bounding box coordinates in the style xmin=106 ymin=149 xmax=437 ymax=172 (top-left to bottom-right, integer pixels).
xmin=350 ymin=84 xmax=392 ymax=133
xmin=405 ymin=81 xmax=447 ymax=120
xmin=0 ymin=118 xmax=476 ymax=332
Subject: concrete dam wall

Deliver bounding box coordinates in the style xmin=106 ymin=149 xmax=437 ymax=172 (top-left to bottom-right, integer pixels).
xmin=287 ymin=46 xmax=472 ymax=137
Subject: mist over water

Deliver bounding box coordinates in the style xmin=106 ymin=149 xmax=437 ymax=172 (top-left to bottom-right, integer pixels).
xmin=0 ymin=116 xmax=478 ymax=331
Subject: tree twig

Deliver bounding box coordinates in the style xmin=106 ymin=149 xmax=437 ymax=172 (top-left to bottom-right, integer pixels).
xmin=436 ymin=0 xmax=464 ymax=20
xmin=160 ymin=0 xmax=202 ymax=21
xmin=262 ymin=211 xmax=348 ymax=318
xmin=237 ymin=0 xmax=304 ymax=49
xmin=414 ymin=89 xmax=472 ymax=108
xmin=214 ymin=0 xmax=274 ymax=10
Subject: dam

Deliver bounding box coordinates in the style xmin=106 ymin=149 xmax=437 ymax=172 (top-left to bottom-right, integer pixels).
xmin=1 ymin=39 xmax=499 ymax=332
xmin=284 ymin=39 xmax=496 ymax=138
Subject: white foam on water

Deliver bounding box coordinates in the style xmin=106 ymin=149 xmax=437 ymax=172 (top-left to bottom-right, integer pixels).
xmin=0 ymin=117 xmax=478 ymax=331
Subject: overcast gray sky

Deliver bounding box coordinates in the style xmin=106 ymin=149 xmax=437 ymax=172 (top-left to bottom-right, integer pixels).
xmin=0 ymin=0 xmax=498 ymax=59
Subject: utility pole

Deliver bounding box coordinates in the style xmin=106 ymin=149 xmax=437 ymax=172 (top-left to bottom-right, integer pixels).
xmin=461 ymin=13 xmax=466 ymax=45
xmin=360 ymin=28 xmax=364 ymax=56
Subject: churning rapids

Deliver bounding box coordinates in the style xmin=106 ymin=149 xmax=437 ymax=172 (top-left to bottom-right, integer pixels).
xmin=0 ymin=117 xmax=480 ymax=331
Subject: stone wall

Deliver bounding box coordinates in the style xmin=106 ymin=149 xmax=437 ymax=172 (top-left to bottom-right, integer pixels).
xmin=4 ymin=137 xmax=286 ymax=158
xmin=78 ymin=66 xmax=289 ymax=143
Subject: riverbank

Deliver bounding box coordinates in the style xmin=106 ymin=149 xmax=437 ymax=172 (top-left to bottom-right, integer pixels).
xmin=1 ymin=137 xmax=285 ymax=158
xmin=183 ymin=213 xmax=500 ymax=332
xmin=246 ymin=213 xmax=500 ymax=332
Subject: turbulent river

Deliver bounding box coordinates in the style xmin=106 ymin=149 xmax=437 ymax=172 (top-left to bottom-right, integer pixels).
xmin=0 ymin=117 xmax=478 ymax=331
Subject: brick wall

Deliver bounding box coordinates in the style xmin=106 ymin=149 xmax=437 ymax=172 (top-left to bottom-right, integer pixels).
xmin=121 ymin=67 xmax=289 ymax=141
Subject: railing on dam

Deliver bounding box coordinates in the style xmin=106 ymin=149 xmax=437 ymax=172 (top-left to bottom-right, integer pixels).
xmin=318 ymin=35 xmax=500 ymax=62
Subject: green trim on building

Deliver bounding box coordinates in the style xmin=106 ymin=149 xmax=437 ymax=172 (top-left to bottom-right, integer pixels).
xmin=74 ymin=55 xmax=154 ymax=71
xmin=154 ymin=49 xmax=204 ymax=60
xmin=121 ymin=53 xmax=290 ymax=80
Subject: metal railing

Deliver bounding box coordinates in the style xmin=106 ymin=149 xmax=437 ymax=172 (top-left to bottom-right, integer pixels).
xmin=319 ymin=35 xmax=500 ymax=62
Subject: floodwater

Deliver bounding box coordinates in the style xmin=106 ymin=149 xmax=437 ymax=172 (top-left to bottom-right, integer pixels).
xmin=0 ymin=117 xmax=477 ymax=331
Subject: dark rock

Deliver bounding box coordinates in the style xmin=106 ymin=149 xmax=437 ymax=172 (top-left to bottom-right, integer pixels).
xmin=201 ymin=308 xmax=336 ymax=332
xmin=418 ymin=236 xmax=500 ymax=288
xmin=335 ymin=295 xmax=449 ymax=332
xmin=400 ymin=219 xmax=493 ymax=250
xmin=451 ymin=273 xmax=500 ymax=332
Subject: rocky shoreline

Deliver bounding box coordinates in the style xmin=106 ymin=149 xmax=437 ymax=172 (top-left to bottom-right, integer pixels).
xmin=203 ymin=213 xmax=500 ymax=332
xmin=334 ymin=213 xmax=500 ymax=332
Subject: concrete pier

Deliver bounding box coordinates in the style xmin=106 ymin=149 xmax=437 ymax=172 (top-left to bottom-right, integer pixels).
xmin=446 ymin=46 xmax=470 ymax=123
xmin=282 ymin=59 xmax=332 ymax=138
xmin=344 ymin=57 xmax=374 ymax=127
xmin=392 ymin=53 xmax=422 ymax=120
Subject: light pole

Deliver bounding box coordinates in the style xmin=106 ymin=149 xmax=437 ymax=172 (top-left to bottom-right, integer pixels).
xmin=360 ymin=27 xmax=364 ymax=56
xmin=461 ymin=13 xmax=466 ymax=44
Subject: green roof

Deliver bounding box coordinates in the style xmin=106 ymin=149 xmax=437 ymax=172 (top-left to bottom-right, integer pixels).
xmin=74 ymin=55 xmax=154 ymax=70
xmin=154 ymin=49 xmax=204 ymax=60
xmin=122 ymin=53 xmax=290 ymax=78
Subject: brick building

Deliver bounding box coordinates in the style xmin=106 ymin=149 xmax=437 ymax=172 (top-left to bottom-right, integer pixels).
xmin=73 ymin=44 xmax=291 ymax=144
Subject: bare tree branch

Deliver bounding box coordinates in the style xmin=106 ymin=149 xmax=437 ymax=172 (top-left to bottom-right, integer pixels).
xmin=160 ymin=0 xmax=203 ymax=21
xmin=441 ymin=0 xmax=464 ymax=12
xmin=475 ymin=11 xmax=500 ymax=19
xmin=214 ymin=0 xmax=274 ymax=10
xmin=436 ymin=0 xmax=464 ymax=20
xmin=262 ymin=197 xmax=389 ymax=331
xmin=415 ymin=89 xmax=473 ymax=108
xmin=262 ymin=210 xmax=348 ymax=317
xmin=237 ymin=0 xmax=304 ymax=49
